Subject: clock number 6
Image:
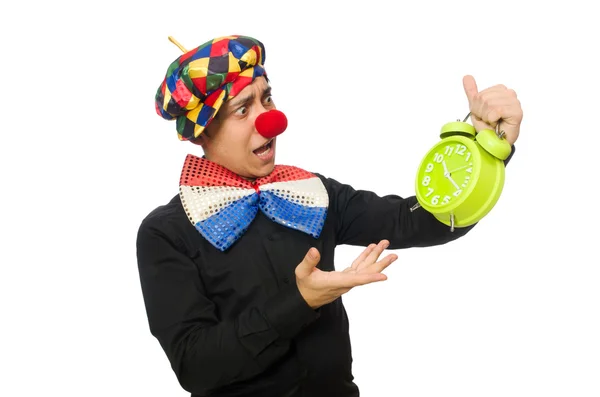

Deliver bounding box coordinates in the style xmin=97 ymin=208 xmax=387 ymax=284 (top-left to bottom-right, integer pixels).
xmin=431 ymin=195 xmax=451 ymax=205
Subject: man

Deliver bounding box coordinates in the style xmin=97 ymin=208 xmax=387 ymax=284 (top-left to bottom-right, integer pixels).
xmin=136 ymin=35 xmax=522 ymax=397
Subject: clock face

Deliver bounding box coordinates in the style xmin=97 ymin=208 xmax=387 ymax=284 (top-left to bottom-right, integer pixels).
xmin=416 ymin=140 xmax=477 ymax=208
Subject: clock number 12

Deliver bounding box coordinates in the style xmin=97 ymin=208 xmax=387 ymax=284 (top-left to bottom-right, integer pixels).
xmin=445 ymin=144 xmax=468 ymax=155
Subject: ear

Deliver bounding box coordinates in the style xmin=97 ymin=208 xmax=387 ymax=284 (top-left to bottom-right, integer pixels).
xmin=193 ymin=114 xmax=221 ymax=148
xmin=190 ymin=132 xmax=209 ymax=148
xmin=190 ymin=136 xmax=203 ymax=147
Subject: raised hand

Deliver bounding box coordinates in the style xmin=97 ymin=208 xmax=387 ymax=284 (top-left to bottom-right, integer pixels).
xmin=463 ymin=75 xmax=523 ymax=146
xmin=295 ymin=240 xmax=398 ymax=309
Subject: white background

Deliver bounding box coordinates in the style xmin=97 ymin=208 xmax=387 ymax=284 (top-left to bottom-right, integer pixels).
xmin=2 ymin=0 xmax=599 ymax=396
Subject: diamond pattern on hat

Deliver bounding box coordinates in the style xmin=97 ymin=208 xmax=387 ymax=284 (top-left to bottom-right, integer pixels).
xmin=155 ymin=35 xmax=268 ymax=141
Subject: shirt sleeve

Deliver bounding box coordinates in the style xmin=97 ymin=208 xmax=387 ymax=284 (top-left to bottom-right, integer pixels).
xmin=136 ymin=217 xmax=319 ymax=394
xmin=326 ymin=145 xmax=515 ymax=249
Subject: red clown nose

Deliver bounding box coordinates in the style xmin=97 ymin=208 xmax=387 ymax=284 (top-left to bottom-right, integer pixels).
xmin=255 ymin=109 xmax=288 ymax=139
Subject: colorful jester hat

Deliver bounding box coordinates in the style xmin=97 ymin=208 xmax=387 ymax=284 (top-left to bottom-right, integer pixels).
xmin=155 ymin=35 xmax=267 ymax=141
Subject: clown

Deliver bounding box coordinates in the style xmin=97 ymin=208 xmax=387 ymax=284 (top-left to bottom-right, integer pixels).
xmin=137 ymin=35 xmax=522 ymax=397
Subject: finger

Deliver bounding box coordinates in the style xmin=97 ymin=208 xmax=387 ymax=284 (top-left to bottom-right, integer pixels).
xmin=476 ymin=96 xmax=518 ymax=108
xmin=475 ymin=91 xmax=517 ymax=108
xmin=477 ymin=84 xmax=509 ymax=95
xmin=494 ymin=104 xmax=522 ymax=145
xmin=470 ymin=98 xmax=502 ymax=129
xmin=295 ymin=247 xmax=321 ymax=279
xmin=357 ymin=253 xmax=398 ymax=275
xmin=329 ymin=271 xmax=388 ymax=288
xmin=463 ymin=75 xmax=478 ymax=106
xmin=351 ymin=244 xmax=376 ymax=269
xmin=362 ymin=240 xmax=390 ymax=267
xmin=498 ymin=103 xmax=523 ymax=125
xmin=479 ymin=100 xmax=522 ymax=128
xmin=351 ymin=272 xmax=388 ymax=286
xmin=470 ymin=86 xmax=517 ymax=120
xmin=367 ymin=254 xmax=398 ymax=274
xmin=323 ymin=270 xmax=387 ymax=289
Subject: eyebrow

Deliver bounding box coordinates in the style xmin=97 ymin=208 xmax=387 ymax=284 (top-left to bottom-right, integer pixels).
xmin=228 ymin=86 xmax=272 ymax=109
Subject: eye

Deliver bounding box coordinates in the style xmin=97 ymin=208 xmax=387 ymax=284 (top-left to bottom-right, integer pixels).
xmin=263 ymin=95 xmax=274 ymax=105
xmin=235 ymin=106 xmax=248 ymax=116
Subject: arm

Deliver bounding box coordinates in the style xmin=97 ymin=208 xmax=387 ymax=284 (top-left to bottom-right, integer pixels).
xmin=327 ymin=177 xmax=473 ymax=249
xmin=136 ymin=218 xmax=319 ymax=394
xmin=325 ymin=145 xmax=515 ymax=249
xmin=328 ymin=75 xmax=520 ymax=249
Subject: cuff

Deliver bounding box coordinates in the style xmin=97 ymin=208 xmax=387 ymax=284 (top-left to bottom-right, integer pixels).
xmin=504 ymin=144 xmax=516 ymax=166
xmin=263 ymin=285 xmax=320 ymax=339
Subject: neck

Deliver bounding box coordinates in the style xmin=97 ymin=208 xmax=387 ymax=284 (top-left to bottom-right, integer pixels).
xmin=199 ymin=154 xmax=262 ymax=183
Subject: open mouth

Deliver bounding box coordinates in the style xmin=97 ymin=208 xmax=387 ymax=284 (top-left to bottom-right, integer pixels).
xmin=253 ymin=139 xmax=274 ymax=157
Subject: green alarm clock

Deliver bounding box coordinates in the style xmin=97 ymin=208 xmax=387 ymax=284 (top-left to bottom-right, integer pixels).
xmin=413 ymin=113 xmax=512 ymax=230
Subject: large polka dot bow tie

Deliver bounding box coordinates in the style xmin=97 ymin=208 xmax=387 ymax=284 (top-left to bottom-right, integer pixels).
xmin=179 ymin=155 xmax=329 ymax=251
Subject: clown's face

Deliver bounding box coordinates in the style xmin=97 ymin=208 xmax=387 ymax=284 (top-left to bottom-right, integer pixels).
xmin=195 ymin=77 xmax=277 ymax=180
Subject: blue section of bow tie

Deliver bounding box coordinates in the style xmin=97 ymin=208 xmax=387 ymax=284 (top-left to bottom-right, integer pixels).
xmin=195 ymin=194 xmax=260 ymax=251
xmin=260 ymin=192 xmax=327 ymax=238
xmin=193 ymin=189 xmax=327 ymax=251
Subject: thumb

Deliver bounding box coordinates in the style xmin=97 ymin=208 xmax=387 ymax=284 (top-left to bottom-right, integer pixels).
xmin=463 ymin=75 xmax=478 ymax=106
xmin=295 ymin=247 xmax=321 ymax=279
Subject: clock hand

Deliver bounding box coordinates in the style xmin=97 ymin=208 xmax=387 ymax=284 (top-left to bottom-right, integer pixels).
xmin=442 ymin=160 xmax=450 ymax=176
xmin=447 ymin=163 xmax=472 ymax=174
xmin=442 ymin=160 xmax=461 ymax=190
xmin=447 ymin=175 xmax=460 ymax=190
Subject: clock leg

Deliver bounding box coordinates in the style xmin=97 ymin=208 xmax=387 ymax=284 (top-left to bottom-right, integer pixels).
xmin=411 ymin=202 xmax=456 ymax=232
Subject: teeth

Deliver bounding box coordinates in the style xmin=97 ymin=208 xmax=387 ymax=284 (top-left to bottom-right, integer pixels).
xmin=257 ymin=146 xmax=271 ymax=157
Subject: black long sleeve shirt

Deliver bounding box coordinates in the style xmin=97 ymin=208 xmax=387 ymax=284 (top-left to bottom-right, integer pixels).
xmin=136 ymin=156 xmax=512 ymax=397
